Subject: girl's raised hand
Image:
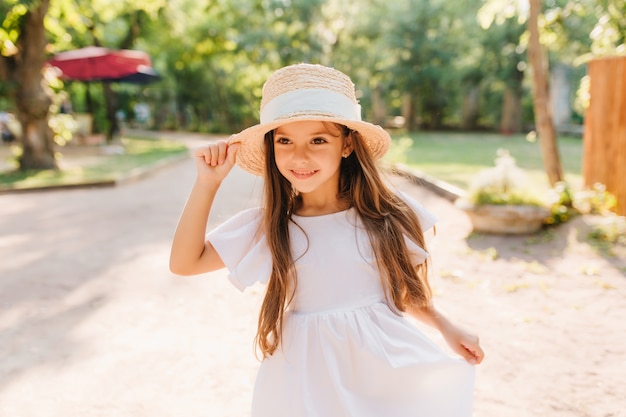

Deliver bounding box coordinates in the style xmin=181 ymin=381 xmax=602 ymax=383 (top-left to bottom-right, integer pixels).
xmin=193 ymin=139 xmax=240 ymax=184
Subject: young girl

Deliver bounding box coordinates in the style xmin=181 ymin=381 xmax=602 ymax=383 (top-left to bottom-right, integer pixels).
xmin=170 ymin=63 xmax=484 ymax=416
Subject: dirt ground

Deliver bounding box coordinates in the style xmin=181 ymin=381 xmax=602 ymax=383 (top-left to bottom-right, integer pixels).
xmin=0 ymin=134 xmax=625 ymax=417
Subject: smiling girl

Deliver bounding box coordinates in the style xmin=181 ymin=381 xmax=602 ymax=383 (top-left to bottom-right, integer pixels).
xmin=170 ymin=63 xmax=484 ymax=417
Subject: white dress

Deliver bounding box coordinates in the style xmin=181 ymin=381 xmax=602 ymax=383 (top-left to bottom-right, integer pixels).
xmin=207 ymin=197 xmax=475 ymax=417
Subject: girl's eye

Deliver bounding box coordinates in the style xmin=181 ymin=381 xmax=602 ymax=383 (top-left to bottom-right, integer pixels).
xmin=276 ymin=137 xmax=290 ymax=144
xmin=311 ymin=137 xmax=327 ymax=144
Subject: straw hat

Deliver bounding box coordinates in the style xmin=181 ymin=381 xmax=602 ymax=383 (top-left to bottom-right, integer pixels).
xmin=229 ymin=63 xmax=391 ymax=176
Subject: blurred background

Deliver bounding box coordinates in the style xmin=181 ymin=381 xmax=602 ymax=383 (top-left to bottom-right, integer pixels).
xmin=2 ymin=0 xmax=622 ymax=141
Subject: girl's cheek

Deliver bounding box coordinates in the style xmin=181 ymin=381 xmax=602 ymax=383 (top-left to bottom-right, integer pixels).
xmin=273 ymin=150 xmax=287 ymax=164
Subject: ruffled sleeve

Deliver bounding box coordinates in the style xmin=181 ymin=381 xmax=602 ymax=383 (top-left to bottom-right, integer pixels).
xmin=396 ymin=191 xmax=438 ymax=266
xmin=206 ymin=207 xmax=272 ymax=292
xmin=397 ymin=190 xmax=437 ymax=232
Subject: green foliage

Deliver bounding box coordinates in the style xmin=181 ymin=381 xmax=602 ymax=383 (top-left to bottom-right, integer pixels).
xmin=574 ymin=182 xmax=618 ymax=215
xmin=380 ymin=0 xmax=484 ymax=129
xmin=537 ymin=181 xmax=620 ymax=229
xmin=544 ymin=181 xmax=577 ymax=226
xmin=465 ymin=149 xmax=546 ymax=207
xmin=48 ymin=113 xmax=79 ymax=146
xmin=586 ymin=215 xmax=626 ymax=256
xmin=587 ymin=218 xmax=626 ymax=244
xmin=0 ymin=1 xmax=28 ymax=57
xmin=587 ymin=0 xmax=626 ymax=56
xmin=471 ymin=189 xmax=544 ymax=206
xmin=475 ymin=17 xmax=527 ymax=129
xmin=2 ymin=0 xmax=619 ymax=138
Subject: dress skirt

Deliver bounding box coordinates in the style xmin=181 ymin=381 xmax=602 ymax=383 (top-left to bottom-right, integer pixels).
xmin=251 ymin=303 xmax=475 ymax=417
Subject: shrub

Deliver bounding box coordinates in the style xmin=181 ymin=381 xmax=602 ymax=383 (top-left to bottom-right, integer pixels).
xmin=465 ymin=149 xmax=544 ymax=207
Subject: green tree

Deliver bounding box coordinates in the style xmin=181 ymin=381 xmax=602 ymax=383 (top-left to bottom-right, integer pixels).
xmin=385 ymin=0 xmax=455 ymax=130
xmin=477 ymin=20 xmax=526 ymax=133
xmin=328 ymin=0 xmax=398 ymax=126
xmin=1 ymin=0 xmax=57 ymax=170
xmin=479 ymin=0 xmax=565 ymax=186
xmin=142 ymin=0 xmax=266 ymax=133
xmin=142 ymin=0 xmax=337 ymax=133
xmin=373 ymin=0 xmax=486 ymax=131
xmin=0 ymin=0 xmax=165 ymax=170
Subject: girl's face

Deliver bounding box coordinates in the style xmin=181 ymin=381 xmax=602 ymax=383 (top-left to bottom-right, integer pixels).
xmin=273 ymin=120 xmax=352 ymax=198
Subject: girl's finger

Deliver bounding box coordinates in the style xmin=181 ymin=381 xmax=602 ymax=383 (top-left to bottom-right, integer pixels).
xmin=193 ymin=148 xmax=211 ymax=166
xmin=462 ymin=340 xmax=484 ymax=365
xmin=217 ymin=140 xmax=228 ymax=165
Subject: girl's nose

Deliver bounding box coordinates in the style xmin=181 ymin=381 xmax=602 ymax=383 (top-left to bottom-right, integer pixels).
xmin=292 ymin=145 xmax=309 ymax=164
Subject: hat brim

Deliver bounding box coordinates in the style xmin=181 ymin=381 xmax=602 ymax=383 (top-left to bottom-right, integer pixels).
xmin=229 ymin=115 xmax=391 ymax=176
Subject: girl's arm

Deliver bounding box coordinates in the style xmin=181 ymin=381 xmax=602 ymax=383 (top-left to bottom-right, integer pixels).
xmin=170 ymin=140 xmax=239 ymax=276
xmin=406 ymin=304 xmax=485 ymax=365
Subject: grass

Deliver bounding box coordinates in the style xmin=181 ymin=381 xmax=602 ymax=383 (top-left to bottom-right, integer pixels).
xmin=384 ymin=131 xmax=584 ymax=192
xmin=0 ymin=136 xmax=188 ymax=191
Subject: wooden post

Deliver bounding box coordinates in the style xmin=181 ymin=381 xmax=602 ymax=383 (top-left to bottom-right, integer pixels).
xmin=583 ymin=56 xmax=626 ymax=216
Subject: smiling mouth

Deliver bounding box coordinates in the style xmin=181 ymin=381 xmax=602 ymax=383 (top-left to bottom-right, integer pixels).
xmin=291 ymin=169 xmax=318 ymax=178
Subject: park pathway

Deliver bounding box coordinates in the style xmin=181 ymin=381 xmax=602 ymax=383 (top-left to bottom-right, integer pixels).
xmin=1 ymin=131 xmax=625 ymax=417
xmin=0 ymin=134 xmax=266 ymax=416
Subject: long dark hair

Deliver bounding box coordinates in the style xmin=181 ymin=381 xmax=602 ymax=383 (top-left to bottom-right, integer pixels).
xmin=255 ymin=124 xmax=431 ymax=357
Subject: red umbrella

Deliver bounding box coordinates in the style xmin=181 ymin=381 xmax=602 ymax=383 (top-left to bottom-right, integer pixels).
xmin=48 ymin=46 xmax=158 ymax=82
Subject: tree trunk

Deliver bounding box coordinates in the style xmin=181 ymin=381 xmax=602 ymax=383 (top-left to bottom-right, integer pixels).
xmin=371 ymin=86 xmax=386 ymax=127
xmin=86 ymin=83 xmax=94 ymax=119
xmin=462 ymin=87 xmax=480 ymax=130
xmin=527 ymin=0 xmax=563 ymax=186
xmin=103 ymin=82 xmax=120 ymax=141
xmin=402 ymin=93 xmax=418 ymax=131
xmin=14 ymin=0 xmax=57 ymax=170
xmin=500 ymin=87 xmax=522 ymax=134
